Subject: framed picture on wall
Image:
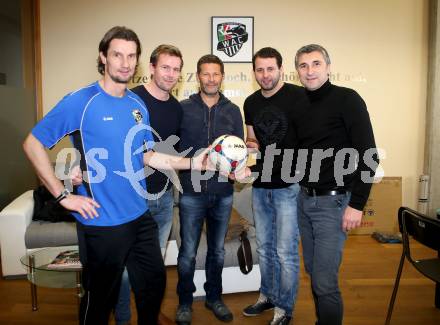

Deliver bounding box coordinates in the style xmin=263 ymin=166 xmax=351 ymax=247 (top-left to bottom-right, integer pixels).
xmin=211 ymin=16 xmax=254 ymax=63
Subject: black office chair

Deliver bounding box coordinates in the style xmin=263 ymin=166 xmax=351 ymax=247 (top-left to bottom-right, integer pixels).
xmin=385 ymin=207 xmax=440 ymax=325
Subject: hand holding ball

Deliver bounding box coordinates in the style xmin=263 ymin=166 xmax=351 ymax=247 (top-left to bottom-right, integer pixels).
xmin=208 ymin=135 xmax=248 ymax=174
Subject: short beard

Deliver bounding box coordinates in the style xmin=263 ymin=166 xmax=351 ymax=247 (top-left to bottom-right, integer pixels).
xmin=258 ymin=72 xmax=281 ymax=92
xmin=200 ymin=84 xmax=220 ymax=97
xmin=259 ymin=78 xmax=279 ymax=92
xmin=109 ymin=73 xmax=130 ymax=84
xmin=107 ymin=65 xmax=137 ymax=84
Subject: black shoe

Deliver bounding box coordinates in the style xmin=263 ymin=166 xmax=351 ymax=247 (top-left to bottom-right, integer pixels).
xmin=243 ymin=300 xmax=275 ymax=316
xmin=205 ymin=300 xmax=233 ymax=322
xmin=175 ymin=305 xmax=192 ymax=325
xmin=268 ymin=314 xmax=292 ymax=325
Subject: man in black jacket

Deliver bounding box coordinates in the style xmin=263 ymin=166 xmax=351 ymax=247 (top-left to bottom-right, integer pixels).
xmin=175 ymin=54 xmax=243 ymax=325
xmin=294 ymin=44 xmax=378 ymax=325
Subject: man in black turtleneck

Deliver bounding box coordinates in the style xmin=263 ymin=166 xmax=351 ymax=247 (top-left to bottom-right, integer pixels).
xmin=294 ymin=44 xmax=378 ymax=325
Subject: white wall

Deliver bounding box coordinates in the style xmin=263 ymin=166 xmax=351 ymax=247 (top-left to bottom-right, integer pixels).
xmin=40 ymin=0 xmax=429 ymax=208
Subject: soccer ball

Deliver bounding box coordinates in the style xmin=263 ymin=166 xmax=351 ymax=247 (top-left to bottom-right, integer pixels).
xmin=209 ymin=135 xmax=248 ymax=174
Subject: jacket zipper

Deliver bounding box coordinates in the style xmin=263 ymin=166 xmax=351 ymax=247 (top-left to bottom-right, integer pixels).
xmin=205 ymin=105 xmax=212 ymax=192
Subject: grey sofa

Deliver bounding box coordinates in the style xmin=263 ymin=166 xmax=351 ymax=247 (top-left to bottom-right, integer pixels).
xmin=0 ymin=185 xmax=260 ymax=296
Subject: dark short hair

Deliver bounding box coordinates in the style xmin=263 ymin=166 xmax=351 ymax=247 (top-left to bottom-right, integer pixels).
xmin=294 ymin=44 xmax=331 ymax=68
xmin=252 ymin=47 xmax=282 ymax=70
xmin=150 ymin=44 xmax=183 ymax=69
xmin=196 ymin=54 xmax=224 ymax=75
xmin=97 ymin=26 xmax=141 ymax=75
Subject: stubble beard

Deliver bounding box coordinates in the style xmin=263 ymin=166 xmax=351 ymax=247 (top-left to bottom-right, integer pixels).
xmin=110 ymin=75 xmax=130 ymax=84
xmin=201 ymin=84 xmax=220 ymax=96
xmin=155 ymin=77 xmax=176 ymax=94
xmin=258 ymin=75 xmax=280 ymax=92
xmin=108 ymin=70 xmax=133 ymax=84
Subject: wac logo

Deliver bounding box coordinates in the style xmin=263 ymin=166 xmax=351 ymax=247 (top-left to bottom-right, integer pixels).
xmin=217 ymin=22 xmax=248 ymax=57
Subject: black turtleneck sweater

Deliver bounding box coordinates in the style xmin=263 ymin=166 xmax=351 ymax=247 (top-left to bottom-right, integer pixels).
xmin=294 ymin=80 xmax=378 ymax=210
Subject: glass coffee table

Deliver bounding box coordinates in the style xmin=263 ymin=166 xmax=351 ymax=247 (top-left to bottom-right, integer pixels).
xmin=20 ymin=246 xmax=83 ymax=311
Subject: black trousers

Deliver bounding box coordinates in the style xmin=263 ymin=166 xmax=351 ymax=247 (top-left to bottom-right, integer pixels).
xmin=76 ymin=212 xmax=166 ymax=325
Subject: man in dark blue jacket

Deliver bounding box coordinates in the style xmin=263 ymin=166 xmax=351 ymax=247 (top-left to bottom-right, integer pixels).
xmin=175 ymin=54 xmax=244 ymax=325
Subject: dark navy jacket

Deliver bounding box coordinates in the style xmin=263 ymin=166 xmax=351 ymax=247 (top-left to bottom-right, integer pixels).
xmin=179 ymin=92 xmax=244 ymax=195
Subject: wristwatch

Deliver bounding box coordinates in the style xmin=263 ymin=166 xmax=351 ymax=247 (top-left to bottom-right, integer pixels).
xmin=54 ymin=188 xmax=70 ymax=203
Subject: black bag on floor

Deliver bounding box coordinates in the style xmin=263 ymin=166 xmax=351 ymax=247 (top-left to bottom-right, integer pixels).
xmin=237 ymin=230 xmax=253 ymax=274
xmin=33 ymin=185 xmax=74 ymax=222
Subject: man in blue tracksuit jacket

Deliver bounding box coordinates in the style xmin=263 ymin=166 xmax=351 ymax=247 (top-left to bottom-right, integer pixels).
xmin=23 ymin=26 xmax=206 ymax=325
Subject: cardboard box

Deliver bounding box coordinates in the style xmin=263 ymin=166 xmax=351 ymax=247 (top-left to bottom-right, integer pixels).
xmin=350 ymin=177 xmax=402 ymax=235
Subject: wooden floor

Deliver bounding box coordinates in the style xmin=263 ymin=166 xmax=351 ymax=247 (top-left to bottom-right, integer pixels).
xmin=1 ymin=235 xmax=439 ymax=324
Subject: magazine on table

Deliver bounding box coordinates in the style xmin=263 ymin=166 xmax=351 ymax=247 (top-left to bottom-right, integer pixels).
xmin=47 ymin=250 xmax=82 ymax=269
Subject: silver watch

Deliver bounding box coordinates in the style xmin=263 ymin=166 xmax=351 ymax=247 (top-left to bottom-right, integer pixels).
xmin=55 ymin=188 xmax=70 ymax=203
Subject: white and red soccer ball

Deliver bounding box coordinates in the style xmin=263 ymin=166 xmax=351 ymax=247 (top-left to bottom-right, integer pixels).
xmin=209 ymin=135 xmax=248 ymax=174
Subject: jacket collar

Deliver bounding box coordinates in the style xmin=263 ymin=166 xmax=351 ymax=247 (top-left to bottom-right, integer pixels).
xmin=189 ymin=91 xmax=230 ymax=107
